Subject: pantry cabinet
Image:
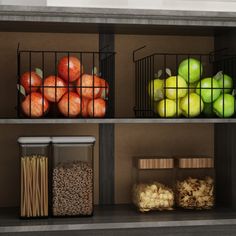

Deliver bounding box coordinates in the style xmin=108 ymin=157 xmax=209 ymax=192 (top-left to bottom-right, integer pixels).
xmin=1 ymin=5 xmax=236 ymax=236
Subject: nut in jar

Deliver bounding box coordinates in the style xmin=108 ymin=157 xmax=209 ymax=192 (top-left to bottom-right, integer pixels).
xmin=132 ymin=182 xmax=174 ymax=212
xmin=176 ymin=176 xmax=214 ymax=210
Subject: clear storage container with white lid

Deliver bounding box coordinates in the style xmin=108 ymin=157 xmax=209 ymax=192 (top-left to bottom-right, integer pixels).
xmin=18 ymin=137 xmax=50 ymax=218
xmin=51 ymin=136 xmax=95 ymax=217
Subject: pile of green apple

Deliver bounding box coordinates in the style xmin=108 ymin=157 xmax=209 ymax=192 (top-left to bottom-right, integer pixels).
xmin=148 ymin=58 xmax=235 ymax=118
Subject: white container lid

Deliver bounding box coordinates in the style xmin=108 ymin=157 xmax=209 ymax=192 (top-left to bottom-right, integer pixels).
xmin=51 ymin=136 xmax=96 ymax=144
xmin=18 ymin=137 xmax=51 ymax=144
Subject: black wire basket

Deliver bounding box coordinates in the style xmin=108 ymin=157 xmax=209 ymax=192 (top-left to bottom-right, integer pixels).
xmin=133 ymin=46 xmax=236 ymax=118
xmin=17 ymin=45 xmax=115 ymax=118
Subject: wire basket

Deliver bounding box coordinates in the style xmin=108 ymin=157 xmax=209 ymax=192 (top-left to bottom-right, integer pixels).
xmin=133 ymin=46 xmax=236 ymax=118
xmin=17 ymin=45 xmax=115 ymax=118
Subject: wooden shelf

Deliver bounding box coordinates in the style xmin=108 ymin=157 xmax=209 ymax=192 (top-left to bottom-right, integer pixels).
xmin=0 ymin=118 xmax=235 ymax=124
xmin=0 ymin=5 xmax=235 ymax=236
xmin=0 ymin=5 xmax=236 ymax=28
xmin=0 ymin=5 xmax=235 ymax=35
xmin=1 ymin=205 xmax=236 ymax=235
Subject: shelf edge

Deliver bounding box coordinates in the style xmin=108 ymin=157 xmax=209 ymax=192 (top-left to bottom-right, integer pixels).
xmin=1 ymin=218 xmax=236 ymax=233
xmin=0 ymin=118 xmax=235 ymax=124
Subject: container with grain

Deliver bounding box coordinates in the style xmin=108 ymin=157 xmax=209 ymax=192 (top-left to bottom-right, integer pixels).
xmin=175 ymin=156 xmax=215 ymax=210
xmin=132 ymin=156 xmax=175 ymax=212
xmin=18 ymin=137 xmax=50 ymax=218
xmin=51 ymin=136 xmax=95 ymax=217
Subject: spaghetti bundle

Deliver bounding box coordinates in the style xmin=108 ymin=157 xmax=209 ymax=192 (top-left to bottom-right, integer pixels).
xmin=20 ymin=155 xmax=48 ymax=218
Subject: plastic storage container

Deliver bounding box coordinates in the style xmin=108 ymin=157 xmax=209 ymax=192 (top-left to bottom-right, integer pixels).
xmin=18 ymin=137 xmax=50 ymax=218
xmin=51 ymin=136 xmax=95 ymax=217
xmin=175 ymin=156 xmax=215 ymax=210
xmin=132 ymin=156 xmax=175 ymax=212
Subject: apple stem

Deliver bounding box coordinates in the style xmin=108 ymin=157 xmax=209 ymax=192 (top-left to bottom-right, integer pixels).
xmin=165 ymin=68 xmax=172 ymax=77
xmin=17 ymin=84 xmax=26 ymax=97
xmin=92 ymin=66 xmax=98 ymax=76
xmin=232 ymin=89 xmax=236 ymax=97
xmin=213 ymin=71 xmax=223 ymax=81
xmin=35 ymin=68 xmax=43 ymax=79
xmin=155 ymin=70 xmax=162 ymax=79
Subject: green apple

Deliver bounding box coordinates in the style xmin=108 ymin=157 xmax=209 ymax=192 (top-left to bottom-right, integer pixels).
xmin=165 ymin=75 xmax=187 ymax=100
xmin=178 ymin=58 xmax=203 ymax=83
xmin=214 ymin=72 xmax=233 ymax=94
xmin=196 ymin=77 xmax=221 ymax=103
xmin=213 ymin=94 xmax=235 ymax=118
xmin=180 ymin=93 xmax=204 ymax=117
xmin=203 ymin=103 xmax=215 ymax=117
xmin=176 ymin=99 xmax=182 ymax=117
xmin=157 ymin=99 xmax=176 ymax=117
xmin=148 ymin=78 xmax=164 ymax=102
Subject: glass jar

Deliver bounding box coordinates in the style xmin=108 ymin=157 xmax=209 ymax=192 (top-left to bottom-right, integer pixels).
xmin=132 ymin=156 xmax=175 ymax=212
xmin=51 ymin=136 xmax=95 ymax=217
xmin=175 ymin=156 xmax=215 ymax=210
xmin=18 ymin=136 xmax=50 ymax=218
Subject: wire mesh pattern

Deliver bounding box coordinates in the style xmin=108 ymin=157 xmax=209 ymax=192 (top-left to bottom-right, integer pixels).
xmin=17 ymin=46 xmax=115 ymax=118
xmin=133 ymin=48 xmax=236 ymax=118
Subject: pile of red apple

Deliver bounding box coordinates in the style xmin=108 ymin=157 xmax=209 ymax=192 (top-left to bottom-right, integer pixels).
xmin=19 ymin=56 xmax=109 ymax=118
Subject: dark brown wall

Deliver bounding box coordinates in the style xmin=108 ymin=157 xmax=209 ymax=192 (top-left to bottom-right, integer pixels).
xmin=115 ymin=34 xmax=214 ymax=117
xmin=0 ymin=32 xmax=98 ymax=117
xmin=0 ymin=124 xmax=99 ymax=207
xmin=115 ymin=123 xmax=214 ymax=204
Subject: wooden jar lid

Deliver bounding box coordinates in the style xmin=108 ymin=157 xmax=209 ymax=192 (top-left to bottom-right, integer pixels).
xmin=135 ymin=157 xmax=174 ymax=169
xmin=177 ymin=157 xmax=214 ymax=169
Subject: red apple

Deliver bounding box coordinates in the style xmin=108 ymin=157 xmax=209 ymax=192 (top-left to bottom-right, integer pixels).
xmin=98 ymin=78 xmax=109 ymax=99
xmin=69 ymin=83 xmax=76 ymax=92
xmin=41 ymin=75 xmax=67 ymax=102
xmin=20 ymin=71 xmax=42 ymax=94
xmin=21 ymin=92 xmax=49 ymax=118
xmin=88 ymin=98 xmax=106 ymax=117
xmin=58 ymin=56 xmax=83 ymax=82
xmin=58 ymin=92 xmax=81 ymax=117
xmin=81 ymin=98 xmax=90 ymax=118
xmin=76 ymin=74 xmax=101 ymax=99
